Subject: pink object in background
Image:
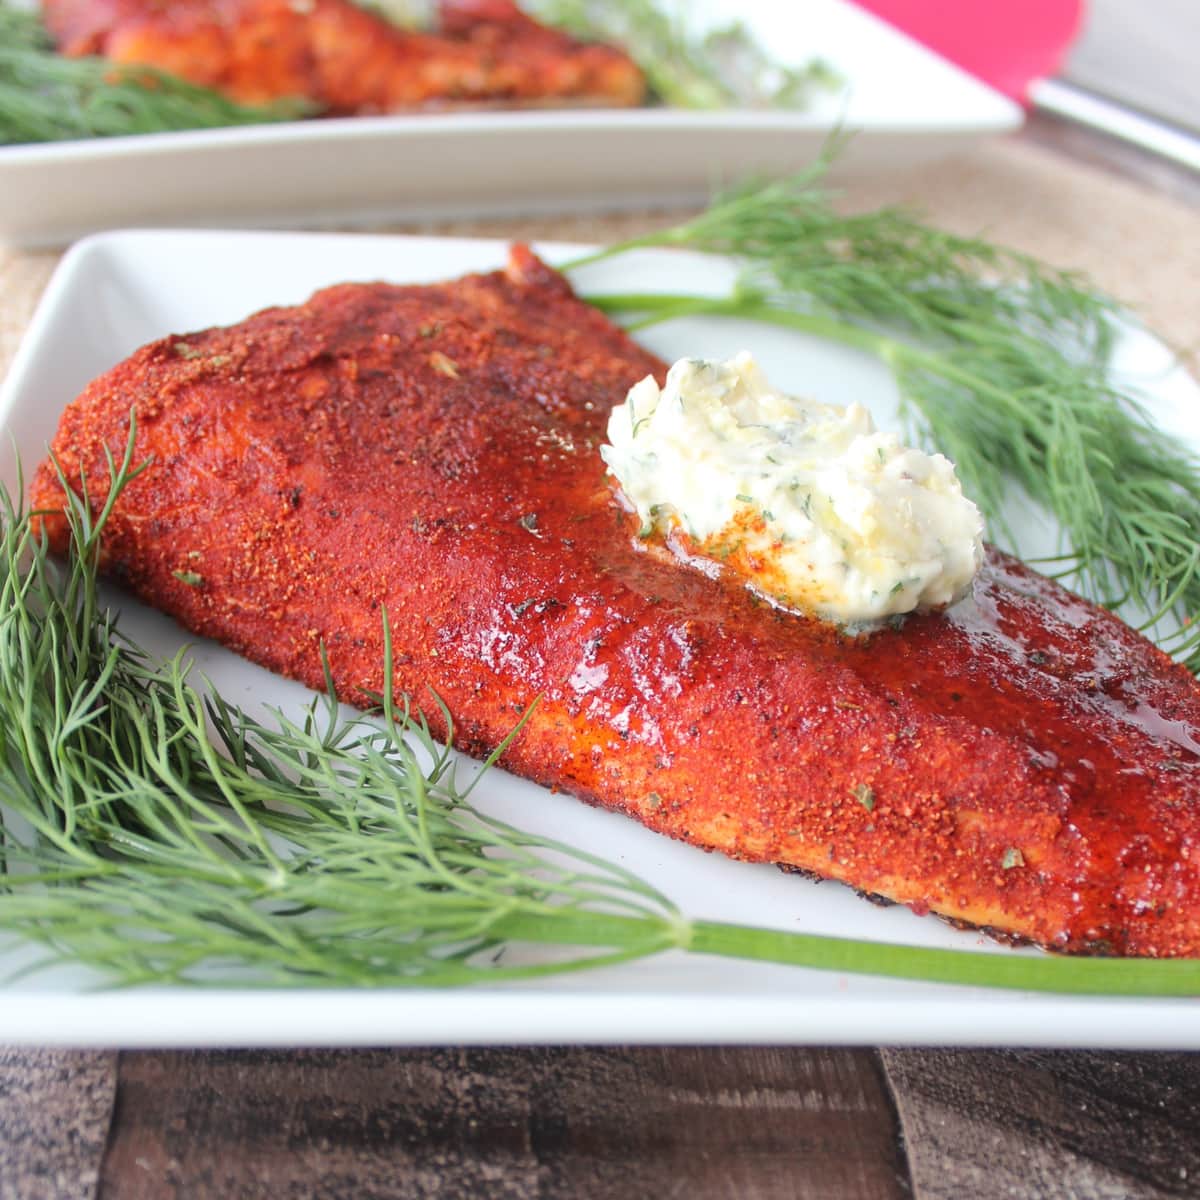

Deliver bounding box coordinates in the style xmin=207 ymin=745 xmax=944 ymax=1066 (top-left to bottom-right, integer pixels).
xmin=849 ymin=0 xmax=1085 ymax=102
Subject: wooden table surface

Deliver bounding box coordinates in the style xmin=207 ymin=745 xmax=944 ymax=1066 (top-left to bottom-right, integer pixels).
xmin=1 ymin=111 xmax=1199 ymax=1200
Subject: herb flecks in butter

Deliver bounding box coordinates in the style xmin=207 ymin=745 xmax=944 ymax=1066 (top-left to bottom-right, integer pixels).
xmin=601 ymin=353 xmax=984 ymax=625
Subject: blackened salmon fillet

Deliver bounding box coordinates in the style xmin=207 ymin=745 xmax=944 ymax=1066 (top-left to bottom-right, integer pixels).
xmin=30 ymin=245 xmax=1200 ymax=957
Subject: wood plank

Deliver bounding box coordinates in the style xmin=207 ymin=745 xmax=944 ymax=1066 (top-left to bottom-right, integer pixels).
xmin=882 ymin=1049 xmax=1200 ymax=1199
xmin=97 ymin=1047 xmax=911 ymax=1200
xmin=0 ymin=1048 xmax=116 ymax=1200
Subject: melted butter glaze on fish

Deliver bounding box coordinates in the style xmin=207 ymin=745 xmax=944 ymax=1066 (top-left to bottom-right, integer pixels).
xmin=31 ymin=246 xmax=1200 ymax=956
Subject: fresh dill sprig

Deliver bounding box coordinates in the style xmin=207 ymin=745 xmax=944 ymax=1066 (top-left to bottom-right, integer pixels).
xmin=570 ymin=156 xmax=1200 ymax=670
xmin=0 ymin=5 xmax=313 ymax=145
xmin=0 ymin=431 xmax=683 ymax=985
xmin=523 ymin=0 xmax=840 ymax=109
xmin=4 ymin=437 xmax=1200 ymax=994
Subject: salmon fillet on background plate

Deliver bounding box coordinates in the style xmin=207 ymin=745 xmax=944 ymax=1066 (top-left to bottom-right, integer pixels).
xmin=40 ymin=0 xmax=646 ymax=112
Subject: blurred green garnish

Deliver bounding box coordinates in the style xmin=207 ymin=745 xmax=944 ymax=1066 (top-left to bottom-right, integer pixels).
xmin=498 ymin=1 xmax=840 ymax=109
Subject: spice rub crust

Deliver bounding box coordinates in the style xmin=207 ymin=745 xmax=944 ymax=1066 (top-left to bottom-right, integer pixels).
xmin=31 ymin=245 xmax=1200 ymax=957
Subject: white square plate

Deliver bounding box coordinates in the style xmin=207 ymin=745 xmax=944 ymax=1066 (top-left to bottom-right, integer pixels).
xmin=0 ymin=0 xmax=1021 ymax=247
xmin=1 ymin=229 xmax=1198 ymax=1049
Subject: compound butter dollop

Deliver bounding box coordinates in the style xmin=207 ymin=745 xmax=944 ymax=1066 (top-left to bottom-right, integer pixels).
xmin=600 ymin=352 xmax=984 ymax=624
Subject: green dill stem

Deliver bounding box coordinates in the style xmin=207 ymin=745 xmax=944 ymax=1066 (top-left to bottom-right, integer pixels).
xmin=563 ymin=237 xmax=674 ymax=273
xmin=687 ymin=922 xmax=1200 ymax=997
xmin=586 ymin=289 xmax=1037 ymax=419
xmin=583 ymin=291 xmax=885 ymax=355
xmin=488 ymin=909 xmax=681 ymax=952
xmin=503 ymin=910 xmax=1200 ymax=995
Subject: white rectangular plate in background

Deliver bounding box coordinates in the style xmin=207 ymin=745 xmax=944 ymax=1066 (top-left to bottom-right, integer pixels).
xmin=1 ymin=230 xmax=1197 ymax=1049
xmin=0 ymin=0 xmax=1021 ymax=247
